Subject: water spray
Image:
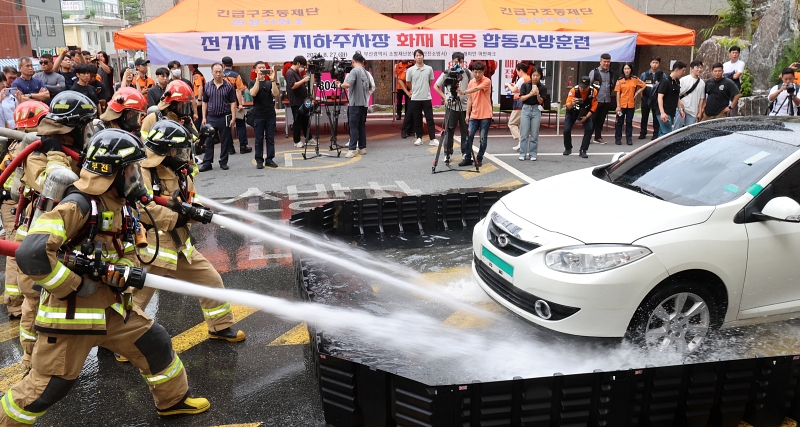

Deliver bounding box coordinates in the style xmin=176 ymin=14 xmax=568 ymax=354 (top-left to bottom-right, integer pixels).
xmin=197 ymin=196 xmax=501 ymax=321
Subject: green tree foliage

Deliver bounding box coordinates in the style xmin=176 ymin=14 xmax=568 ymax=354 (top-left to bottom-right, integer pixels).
xmin=740 ymin=68 xmax=752 ymax=97
xmin=771 ymin=36 xmax=800 ymax=84
xmin=701 ymin=0 xmax=751 ymax=39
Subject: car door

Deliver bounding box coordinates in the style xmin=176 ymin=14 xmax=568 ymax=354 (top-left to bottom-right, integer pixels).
xmin=740 ymin=161 xmax=800 ymax=313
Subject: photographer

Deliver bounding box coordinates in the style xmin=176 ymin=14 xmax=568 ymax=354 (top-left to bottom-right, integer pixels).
xmin=249 ymin=61 xmax=281 ymax=168
xmin=286 ymin=55 xmax=311 ymax=148
xmin=336 ymin=53 xmax=372 ymax=158
xmin=768 ymin=68 xmax=800 ymax=116
xmin=434 ymin=52 xmax=472 ymax=163
xmin=562 ymin=76 xmax=598 ymax=159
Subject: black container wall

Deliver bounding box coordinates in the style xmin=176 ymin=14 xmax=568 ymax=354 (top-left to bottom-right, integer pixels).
xmin=292 ymin=191 xmax=800 ymax=427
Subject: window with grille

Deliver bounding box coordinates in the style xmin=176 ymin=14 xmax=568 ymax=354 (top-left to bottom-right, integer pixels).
xmin=18 ymin=25 xmax=27 ymax=46
xmin=30 ymin=16 xmax=41 ymax=37
xmin=14 ymin=0 xmax=22 ymax=9
xmin=46 ymin=17 xmax=55 ymax=36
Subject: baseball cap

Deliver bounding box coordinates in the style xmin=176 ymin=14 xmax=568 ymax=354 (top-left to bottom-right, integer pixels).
xmin=578 ymin=76 xmax=590 ymax=88
xmin=134 ymin=58 xmax=150 ymax=67
xmin=222 ymin=56 xmax=233 ymax=66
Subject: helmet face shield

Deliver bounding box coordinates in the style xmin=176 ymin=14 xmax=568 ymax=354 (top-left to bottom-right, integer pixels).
xmin=170 ymin=147 xmax=191 ymax=163
xmin=119 ymin=110 xmax=143 ymax=133
xmin=172 ymin=101 xmax=193 ymax=118
xmin=119 ymin=163 xmax=148 ymax=203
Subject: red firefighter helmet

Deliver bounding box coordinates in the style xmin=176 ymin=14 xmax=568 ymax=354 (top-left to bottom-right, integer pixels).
xmin=14 ymin=101 xmax=49 ymax=129
xmin=162 ymin=80 xmax=193 ymax=104
xmin=108 ymin=87 xmax=147 ymax=114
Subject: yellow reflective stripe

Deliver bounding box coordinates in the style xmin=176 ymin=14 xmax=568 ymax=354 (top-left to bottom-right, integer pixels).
xmin=115 ymin=258 xmax=135 ymax=267
xmin=29 ymin=218 xmax=67 ymax=240
xmin=15 ymin=225 xmax=27 ymax=237
xmin=123 ymin=242 xmax=135 ymax=253
xmin=202 ymin=302 xmax=231 ymax=319
xmin=110 ymin=302 xmax=125 ymax=318
xmin=181 ymin=238 xmax=194 ymax=258
xmin=3 ymin=170 xmax=14 ymax=190
xmin=36 ymin=306 xmax=106 ymax=325
xmin=140 ymin=246 xmax=178 ymax=264
xmin=4 ymin=284 xmax=20 ymax=296
xmin=191 ymin=165 xmax=199 ymax=177
xmin=36 ymin=261 xmax=70 ymax=291
xmin=2 ymin=390 xmax=45 ymax=425
xmin=19 ymin=326 xmax=36 ymax=342
xmin=142 ymin=356 xmax=184 ymax=385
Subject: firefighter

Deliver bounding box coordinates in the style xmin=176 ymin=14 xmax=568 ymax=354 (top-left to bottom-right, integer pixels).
xmin=99 ymin=87 xmax=147 ymax=133
xmin=1 ymin=101 xmax=48 ymax=320
xmin=140 ymin=79 xmax=196 ymax=136
xmin=14 ymin=91 xmax=97 ymax=369
xmin=7 ymin=129 xmax=209 ymax=425
xmin=134 ymin=120 xmax=244 ymax=342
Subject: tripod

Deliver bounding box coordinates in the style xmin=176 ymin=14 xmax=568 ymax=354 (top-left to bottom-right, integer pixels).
xmin=432 ymin=93 xmax=479 ymax=174
xmin=302 ymin=76 xmax=342 ymax=159
xmin=322 ymin=80 xmax=346 ymax=152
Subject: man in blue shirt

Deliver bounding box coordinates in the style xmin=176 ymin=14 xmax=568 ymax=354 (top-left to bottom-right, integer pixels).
xmin=11 ymin=57 xmax=49 ymax=104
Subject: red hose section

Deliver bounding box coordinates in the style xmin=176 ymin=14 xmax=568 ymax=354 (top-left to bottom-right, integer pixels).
xmin=152 ymin=195 xmax=171 ymax=207
xmin=0 ymin=140 xmax=41 ymax=186
xmin=0 ymin=239 xmax=19 ymax=257
xmin=61 ymin=146 xmax=80 ymax=162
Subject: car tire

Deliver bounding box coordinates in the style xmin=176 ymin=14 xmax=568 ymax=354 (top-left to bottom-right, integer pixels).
xmin=625 ymin=280 xmax=724 ymax=353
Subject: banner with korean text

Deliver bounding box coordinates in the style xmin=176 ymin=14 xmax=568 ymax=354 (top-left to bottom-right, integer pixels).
xmin=144 ymin=30 xmax=637 ymax=64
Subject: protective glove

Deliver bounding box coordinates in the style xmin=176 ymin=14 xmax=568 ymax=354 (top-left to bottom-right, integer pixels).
xmin=174 ymin=211 xmax=190 ymax=228
xmin=101 ymin=268 xmax=127 ymax=292
xmin=39 ymin=137 xmax=62 ymax=154
xmin=0 ymin=189 xmax=11 ymax=202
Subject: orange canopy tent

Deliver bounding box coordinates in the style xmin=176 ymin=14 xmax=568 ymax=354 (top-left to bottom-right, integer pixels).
xmin=114 ymin=0 xmax=414 ymax=50
xmin=416 ymin=0 xmax=695 ymax=46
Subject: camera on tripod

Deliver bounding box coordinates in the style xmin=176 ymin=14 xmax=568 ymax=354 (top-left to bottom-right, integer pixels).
xmin=307 ymin=54 xmax=325 ymax=79
xmin=444 ymin=63 xmax=464 ymax=98
xmin=788 ymin=85 xmax=796 ymax=95
xmin=331 ymin=57 xmax=353 ymax=82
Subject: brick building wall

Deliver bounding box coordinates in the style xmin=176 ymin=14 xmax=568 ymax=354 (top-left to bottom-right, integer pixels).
xmin=0 ymin=0 xmax=32 ymax=58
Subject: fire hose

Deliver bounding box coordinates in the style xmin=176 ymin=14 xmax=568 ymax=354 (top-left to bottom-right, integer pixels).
xmin=0 ymin=127 xmax=81 ymax=188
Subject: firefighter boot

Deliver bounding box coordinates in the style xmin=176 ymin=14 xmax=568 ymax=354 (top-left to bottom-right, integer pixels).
xmin=157 ymin=392 xmax=211 ymax=417
xmin=208 ymin=327 xmax=246 ymax=342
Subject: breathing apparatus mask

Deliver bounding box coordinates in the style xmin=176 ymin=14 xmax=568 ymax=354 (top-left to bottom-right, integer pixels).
xmin=113 ymin=163 xmax=149 ymax=204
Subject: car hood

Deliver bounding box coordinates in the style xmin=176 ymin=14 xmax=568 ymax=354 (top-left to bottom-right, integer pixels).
xmin=500 ymin=168 xmax=716 ymax=244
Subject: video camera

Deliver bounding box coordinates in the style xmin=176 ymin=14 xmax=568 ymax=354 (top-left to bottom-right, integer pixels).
xmin=331 ymin=57 xmax=353 ymax=82
xmin=307 ymin=54 xmax=325 ymax=78
xmin=444 ymin=63 xmax=465 ymax=98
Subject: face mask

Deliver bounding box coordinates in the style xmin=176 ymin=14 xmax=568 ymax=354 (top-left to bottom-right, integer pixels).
xmin=171 ymin=69 xmax=182 ymax=78
xmin=115 ymin=164 xmax=148 ymax=204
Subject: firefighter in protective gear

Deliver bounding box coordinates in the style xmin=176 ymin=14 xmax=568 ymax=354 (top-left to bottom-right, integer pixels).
xmin=100 ymin=87 xmax=147 ymax=133
xmin=140 ymin=80 xmax=197 ymax=136
xmin=14 ymin=91 xmax=96 ymax=369
xmin=1 ymin=102 xmax=49 ymax=320
xmin=135 ymin=120 xmax=245 ymax=342
xmin=7 ymin=129 xmax=210 ymax=426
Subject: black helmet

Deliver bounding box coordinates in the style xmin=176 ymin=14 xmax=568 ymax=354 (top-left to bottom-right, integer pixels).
xmin=83 ymin=129 xmax=146 ymax=177
xmin=199 ymin=124 xmax=216 ymax=138
xmin=47 ymin=91 xmax=97 ymax=128
xmin=143 ymin=120 xmax=191 ymax=156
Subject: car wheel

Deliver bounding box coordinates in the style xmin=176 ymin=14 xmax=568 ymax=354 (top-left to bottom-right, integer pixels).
xmin=626 ymin=282 xmax=722 ymax=353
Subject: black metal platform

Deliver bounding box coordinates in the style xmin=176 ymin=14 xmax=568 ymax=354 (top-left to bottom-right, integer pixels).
xmin=291 ymin=190 xmax=800 ymax=427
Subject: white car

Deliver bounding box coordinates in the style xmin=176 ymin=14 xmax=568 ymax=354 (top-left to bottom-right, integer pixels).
xmin=473 ymin=117 xmax=800 ymax=352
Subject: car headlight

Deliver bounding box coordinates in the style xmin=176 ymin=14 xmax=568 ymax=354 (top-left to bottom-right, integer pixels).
xmin=545 ymin=245 xmax=651 ymax=274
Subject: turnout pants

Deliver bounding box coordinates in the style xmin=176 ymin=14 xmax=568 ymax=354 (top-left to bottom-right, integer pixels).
xmin=133 ymin=252 xmax=235 ymax=332
xmin=17 ymin=275 xmax=39 ymax=368
xmin=0 ymin=307 xmax=188 ymax=426
xmin=1 ymin=201 xmax=22 ymax=317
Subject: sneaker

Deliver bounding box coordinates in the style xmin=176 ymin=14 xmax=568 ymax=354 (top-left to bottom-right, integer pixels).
xmin=444 ymin=155 xmax=451 ymax=164
xmin=638 ymin=134 xmax=647 ymax=140
xmin=358 ymin=148 xmax=367 ymax=155
xmin=294 ymin=142 xmax=305 ymax=148
xmin=414 ymin=138 xmax=422 ymax=146
xmin=256 ymin=163 xmax=264 ymax=169
xmin=345 ymin=150 xmax=357 ymax=158
xmin=198 ymin=163 xmax=212 ymax=172
xmin=531 ymin=156 xmax=537 ymax=161
xmin=592 ymin=138 xmax=607 ymax=145
xmin=208 ymin=327 xmax=246 ymax=342
xmin=512 ymin=144 xmax=520 ymax=151
xmin=579 ymin=150 xmax=588 ymax=158
xmin=401 ymin=130 xmax=408 ymax=139
xmin=458 ymin=158 xmax=473 ymax=167
xmin=562 ymin=149 xmax=571 ymax=156
xmin=264 ymin=159 xmax=279 ymax=168
xmin=626 ymin=141 xmax=633 ymax=146
xmin=519 ymin=156 xmax=525 ymax=161
xmin=615 ymin=140 xmax=622 ymax=145
xmin=429 ymin=139 xmax=440 ymax=146
xmin=228 ymin=148 xmax=236 ymax=155
xmin=307 ymin=138 xmax=318 ymax=146
xmin=157 ymin=394 xmax=211 ymax=417
xmin=114 ymin=353 xmax=129 ymax=363
xmin=240 ymin=146 xmax=252 ymax=154
xmin=475 ymin=157 xmax=482 ymax=167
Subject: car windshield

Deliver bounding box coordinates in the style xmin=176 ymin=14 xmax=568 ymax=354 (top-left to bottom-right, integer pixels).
xmin=605 ymin=126 xmax=798 ymax=206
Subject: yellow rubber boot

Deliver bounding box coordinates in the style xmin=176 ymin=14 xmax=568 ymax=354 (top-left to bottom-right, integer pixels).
xmin=208 ymin=327 xmax=246 ymax=342
xmin=157 ymin=395 xmax=211 ymax=417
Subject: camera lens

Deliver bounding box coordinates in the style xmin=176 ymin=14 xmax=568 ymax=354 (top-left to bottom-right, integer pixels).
xmin=789 ymin=86 xmax=796 ymax=94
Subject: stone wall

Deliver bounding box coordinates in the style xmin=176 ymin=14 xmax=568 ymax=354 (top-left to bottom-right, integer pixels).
xmin=748 ymin=0 xmax=800 ymax=93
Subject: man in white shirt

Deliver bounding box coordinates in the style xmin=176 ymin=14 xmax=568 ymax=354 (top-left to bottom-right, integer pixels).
xmin=1 ymin=68 xmax=19 ymax=128
xmin=673 ymin=60 xmax=706 ymax=130
xmin=768 ymin=68 xmax=800 ymax=116
xmin=406 ymin=49 xmax=439 ymax=147
xmin=723 ymin=46 xmax=745 ymax=116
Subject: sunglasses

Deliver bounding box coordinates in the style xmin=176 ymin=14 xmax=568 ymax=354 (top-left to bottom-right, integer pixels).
xmin=40 ymin=61 xmax=50 ymax=65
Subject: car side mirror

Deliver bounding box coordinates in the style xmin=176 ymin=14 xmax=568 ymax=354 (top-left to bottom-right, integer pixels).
xmin=755 ymin=197 xmax=800 ymax=223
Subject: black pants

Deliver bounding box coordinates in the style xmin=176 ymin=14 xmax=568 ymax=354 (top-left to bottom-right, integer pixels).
xmin=202 ymin=114 xmax=232 ymax=166
xmin=291 ymin=105 xmax=309 ymax=143
xmin=235 ymin=117 xmax=249 ymax=148
xmin=615 ymin=108 xmax=635 ymax=142
xmin=348 ymin=106 xmax=368 ymax=150
xmin=640 ymin=97 xmax=659 ymax=138
xmin=401 ymin=104 xmax=414 ymax=135
xmin=408 ymin=100 xmax=436 ymax=140
xmin=592 ymin=102 xmax=611 ymax=139
xmin=396 ymin=90 xmax=408 ymax=118
xmin=564 ymin=111 xmax=594 ymax=152
xmin=253 ymin=116 xmax=276 ymax=163
xmin=444 ymin=108 xmax=467 ymax=156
